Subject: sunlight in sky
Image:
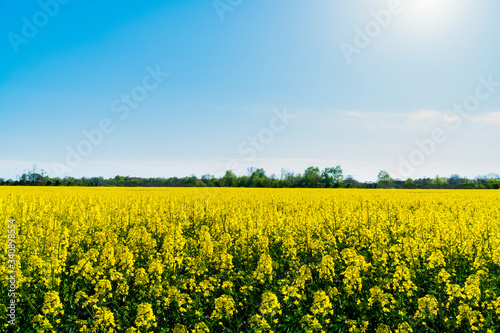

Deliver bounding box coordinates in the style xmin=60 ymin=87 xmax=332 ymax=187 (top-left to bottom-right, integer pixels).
xmin=402 ymin=0 xmax=466 ymax=36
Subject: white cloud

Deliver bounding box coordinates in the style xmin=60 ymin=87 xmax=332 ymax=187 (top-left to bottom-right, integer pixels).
xmin=409 ymin=110 xmax=442 ymax=121
xmin=342 ymin=110 xmax=444 ymax=131
xmin=469 ymin=110 xmax=500 ymax=126
xmin=343 ymin=109 xmax=500 ymax=132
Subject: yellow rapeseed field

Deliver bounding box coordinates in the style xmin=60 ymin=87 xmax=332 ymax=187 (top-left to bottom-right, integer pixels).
xmin=1 ymin=187 xmax=500 ymax=332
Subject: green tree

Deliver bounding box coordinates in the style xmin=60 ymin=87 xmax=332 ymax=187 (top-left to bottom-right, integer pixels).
xmin=431 ymin=175 xmax=446 ymax=186
xmin=343 ymin=175 xmax=358 ymax=187
xmin=322 ymin=166 xmax=343 ymax=187
xmin=221 ymin=170 xmax=237 ymax=187
xmin=404 ymin=178 xmax=416 ymax=189
xmin=250 ymin=168 xmax=268 ymax=187
xmin=487 ymin=179 xmax=500 ymax=189
xmin=304 ymin=166 xmax=321 ymax=187
xmin=377 ymin=170 xmax=392 ymax=188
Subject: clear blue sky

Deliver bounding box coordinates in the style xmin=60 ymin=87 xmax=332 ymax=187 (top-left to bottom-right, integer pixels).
xmin=1 ymin=0 xmax=499 ymax=181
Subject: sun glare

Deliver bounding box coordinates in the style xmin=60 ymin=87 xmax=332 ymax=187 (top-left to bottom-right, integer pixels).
xmin=402 ymin=0 xmax=462 ymax=35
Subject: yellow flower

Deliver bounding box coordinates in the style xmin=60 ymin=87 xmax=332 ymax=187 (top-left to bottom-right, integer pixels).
xmin=415 ymin=295 xmax=439 ymax=320
xmin=193 ymin=322 xmax=210 ymax=333
xmin=310 ymin=290 xmax=332 ymax=317
xmin=259 ymin=292 xmax=281 ymax=317
xmin=135 ymin=303 xmax=156 ymax=329
xmin=253 ymin=253 xmax=274 ymax=282
xmin=211 ymin=295 xmax=236 ymax=320
xmin=41 ymin=291 xmax=64 ymax=317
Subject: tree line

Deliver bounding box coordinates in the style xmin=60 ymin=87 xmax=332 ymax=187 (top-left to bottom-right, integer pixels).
xmin=2 ymin=165 xmax=500 ymax=189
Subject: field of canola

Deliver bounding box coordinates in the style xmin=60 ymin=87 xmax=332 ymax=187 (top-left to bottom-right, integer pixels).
xmin=1 ymin=187 xmax=500 ymax=332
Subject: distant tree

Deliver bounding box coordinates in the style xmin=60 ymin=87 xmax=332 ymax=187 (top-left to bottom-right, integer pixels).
xmin=332 ymin=166 xmax=343 ymax=185
xmin=431 ymin=175 xmax=446 ymax=186
xmin=343 ymin=175 xmax=358 ymax=188
xmin=18 ymin=173 xmax=27 ymax=184
xmin=377 ymin=170 xmax=392 ymax=188
xmin=487 ymin=179 xmax=500 ymax=189
xmin=448 ymin=174 xmax=461 ymax=187
xmin=304 ymin=166 xmax=321 ymax=187
xmin=485 ymin=173 xmax=500 ymax=180
xmin=475 ymin=176 xmax=490 ymax=189
xmin=237 ymin=175 xmax=249 ymax=187
xmin=3 ymin=165 xmax=500 ymax=189
xmin=404 ymin=178 xmax=416 ymax=189
xmin=250 ymin=168 xmax=268 ymax=187
xmin=63 ymin=177 xmax=76 ymax=186
xmin=322 ymin=166 xmax=343 ymax=187
xmin=182 ymin=175 xmax=198 ymax=187
xmin=221 ymin=170 xmax=237 ymax=187
xmin=280 ymin=168 xmax=295 ymax=187
xmin=255 ymin=168 xmax=266 ymax=178
xmin=201 ymin=174 xmax=214 ymax=181
xmin=17 ymin=164 xmax=45 ymax=184
xmin=114 ymin=175 xmax=125 ymax=186
xmin=280 ymin=168 xmax=293 ymax=180
xmin=247 ymin=167 xmax=257 ymax=177
xmin=201 ymin=174 xmax=214 ymax=186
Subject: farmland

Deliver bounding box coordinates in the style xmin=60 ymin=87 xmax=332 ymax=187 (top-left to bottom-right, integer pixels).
xmin=1 ymin=187 xmax=500 ymax=332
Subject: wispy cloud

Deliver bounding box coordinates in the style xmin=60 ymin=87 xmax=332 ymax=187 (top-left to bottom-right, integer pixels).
xmin=343 ymin=110 xmax=443 ymax=131
xmin=343 ymin=109 xmax=500 ymax=132
xmin=469 ymin=110 xmax=500 ymax=126
xmin=408 ymin=110 xmax=442 ymax=121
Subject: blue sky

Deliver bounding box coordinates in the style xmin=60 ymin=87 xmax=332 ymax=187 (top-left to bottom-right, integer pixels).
xmin=1 ymin=0 xmax=499 ymax=181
